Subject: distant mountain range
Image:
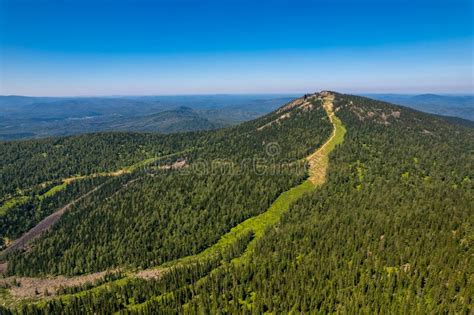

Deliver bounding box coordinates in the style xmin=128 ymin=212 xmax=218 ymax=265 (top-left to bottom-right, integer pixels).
xmin=362 ymin=93 xmax=474 ymax=121
xmin=0 ymin=94 xmax=297 ymax=140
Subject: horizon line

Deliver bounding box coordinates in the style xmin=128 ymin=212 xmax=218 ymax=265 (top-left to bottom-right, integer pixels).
xmin=2 ymin=90 xmax=474 ymax=98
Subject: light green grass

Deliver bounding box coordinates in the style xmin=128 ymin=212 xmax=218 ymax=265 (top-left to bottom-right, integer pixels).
xmin=124 ymin=180 xmax=318 ymax=312
xmin=160 ymin=179 xmax=316 ymax=269
xmin=326 ymin=115 xmax=346 ymax=154
xmin=38 ymin=183 xmax=67 ymax=200
xmin=0 ymin=196 xmax=29 ymax=216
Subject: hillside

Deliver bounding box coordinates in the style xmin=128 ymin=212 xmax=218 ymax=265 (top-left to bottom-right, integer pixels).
xmin=1 ymin=93 xmax=332 ymax=274
xmin=0 ymin=92 xmax=472 ymax=314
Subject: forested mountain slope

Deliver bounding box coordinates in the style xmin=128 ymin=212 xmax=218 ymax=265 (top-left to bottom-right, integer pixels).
xmin=0 ymin=132 xmax=201 ymax=198
xmin=172 ymin=94 xmax=473 ymax=313
xmin=1 ymin=93 xmax=332 ymax=275
xmin=0 ymin=92 xmax=472 ymax=314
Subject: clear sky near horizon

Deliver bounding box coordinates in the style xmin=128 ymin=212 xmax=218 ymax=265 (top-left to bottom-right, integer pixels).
xmin=0 ymin=0 xmax=473 ymax=96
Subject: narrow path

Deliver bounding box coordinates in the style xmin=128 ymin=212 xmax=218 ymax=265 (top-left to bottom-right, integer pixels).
xmin=306 ymin=94 xmax=346 ymax=185
xmin=0 ymin=183 xmax=106 ymax=259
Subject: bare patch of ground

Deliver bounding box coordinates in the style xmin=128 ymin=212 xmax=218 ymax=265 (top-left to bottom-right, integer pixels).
xmin=257 ymin=112 xmax=292 ymax=131
xmin=306 ymin=93 xmax=337 ymax=185
xmin=348 ymin=102 xmax=401 ymax=126
xmin=158 ymin=159 xmax=188 ymax=170
xmin=258 ymin=98 xmax=317 ymax=131
xmin=134 ymin=268 xmax=164 ymax=280
xmin=0 ymin=270 xmax=113 ymax=298
xmin=276 ymin=98 xmax=305 ymax=113
xmin=63 ymin=169 xmax=125 ymax=184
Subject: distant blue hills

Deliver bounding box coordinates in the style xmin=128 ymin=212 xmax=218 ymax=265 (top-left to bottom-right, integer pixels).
xmin=0 ymin=94 xmax=297 ymax=140
xmin=361 ymin=93 xmax=474 ymax=121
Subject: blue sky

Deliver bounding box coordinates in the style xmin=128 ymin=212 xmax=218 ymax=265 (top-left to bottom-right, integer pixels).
xmin=0 ymin=0 xmax=473 ymax=96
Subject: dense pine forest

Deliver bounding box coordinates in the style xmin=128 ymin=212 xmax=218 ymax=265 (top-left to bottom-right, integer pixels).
xmin=0 ymin=92 xmax=472 ymax=313
xmin=0 ymin=132 xmax=202 ymax=198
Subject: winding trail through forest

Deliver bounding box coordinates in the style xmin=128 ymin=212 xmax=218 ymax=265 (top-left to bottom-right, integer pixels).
xmin=161 ymin=93 xmax=345 ymax=267
xmin=109 ymin=94 xmax=343 ymax=284
xmin=125 ymin=92 xmax=347 ymax=311
xmin=0 ymin=93 xmax=347 ymax=308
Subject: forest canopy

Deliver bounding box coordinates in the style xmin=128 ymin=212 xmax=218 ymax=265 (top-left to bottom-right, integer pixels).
xmin=1 ymin=93 xmax=472 ymax=314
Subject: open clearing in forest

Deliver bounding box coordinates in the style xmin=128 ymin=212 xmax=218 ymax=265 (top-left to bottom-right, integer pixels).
xmin=0 ymin=270 xmax=115 ymax=301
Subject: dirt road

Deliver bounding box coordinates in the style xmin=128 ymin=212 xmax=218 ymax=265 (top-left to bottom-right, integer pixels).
xmin=0 ymin=183 xmax=105 ymax=260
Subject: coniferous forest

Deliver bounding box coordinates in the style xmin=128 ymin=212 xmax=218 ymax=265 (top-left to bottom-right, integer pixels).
xmin=0 ymin=93 xmax=472 ymax=314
